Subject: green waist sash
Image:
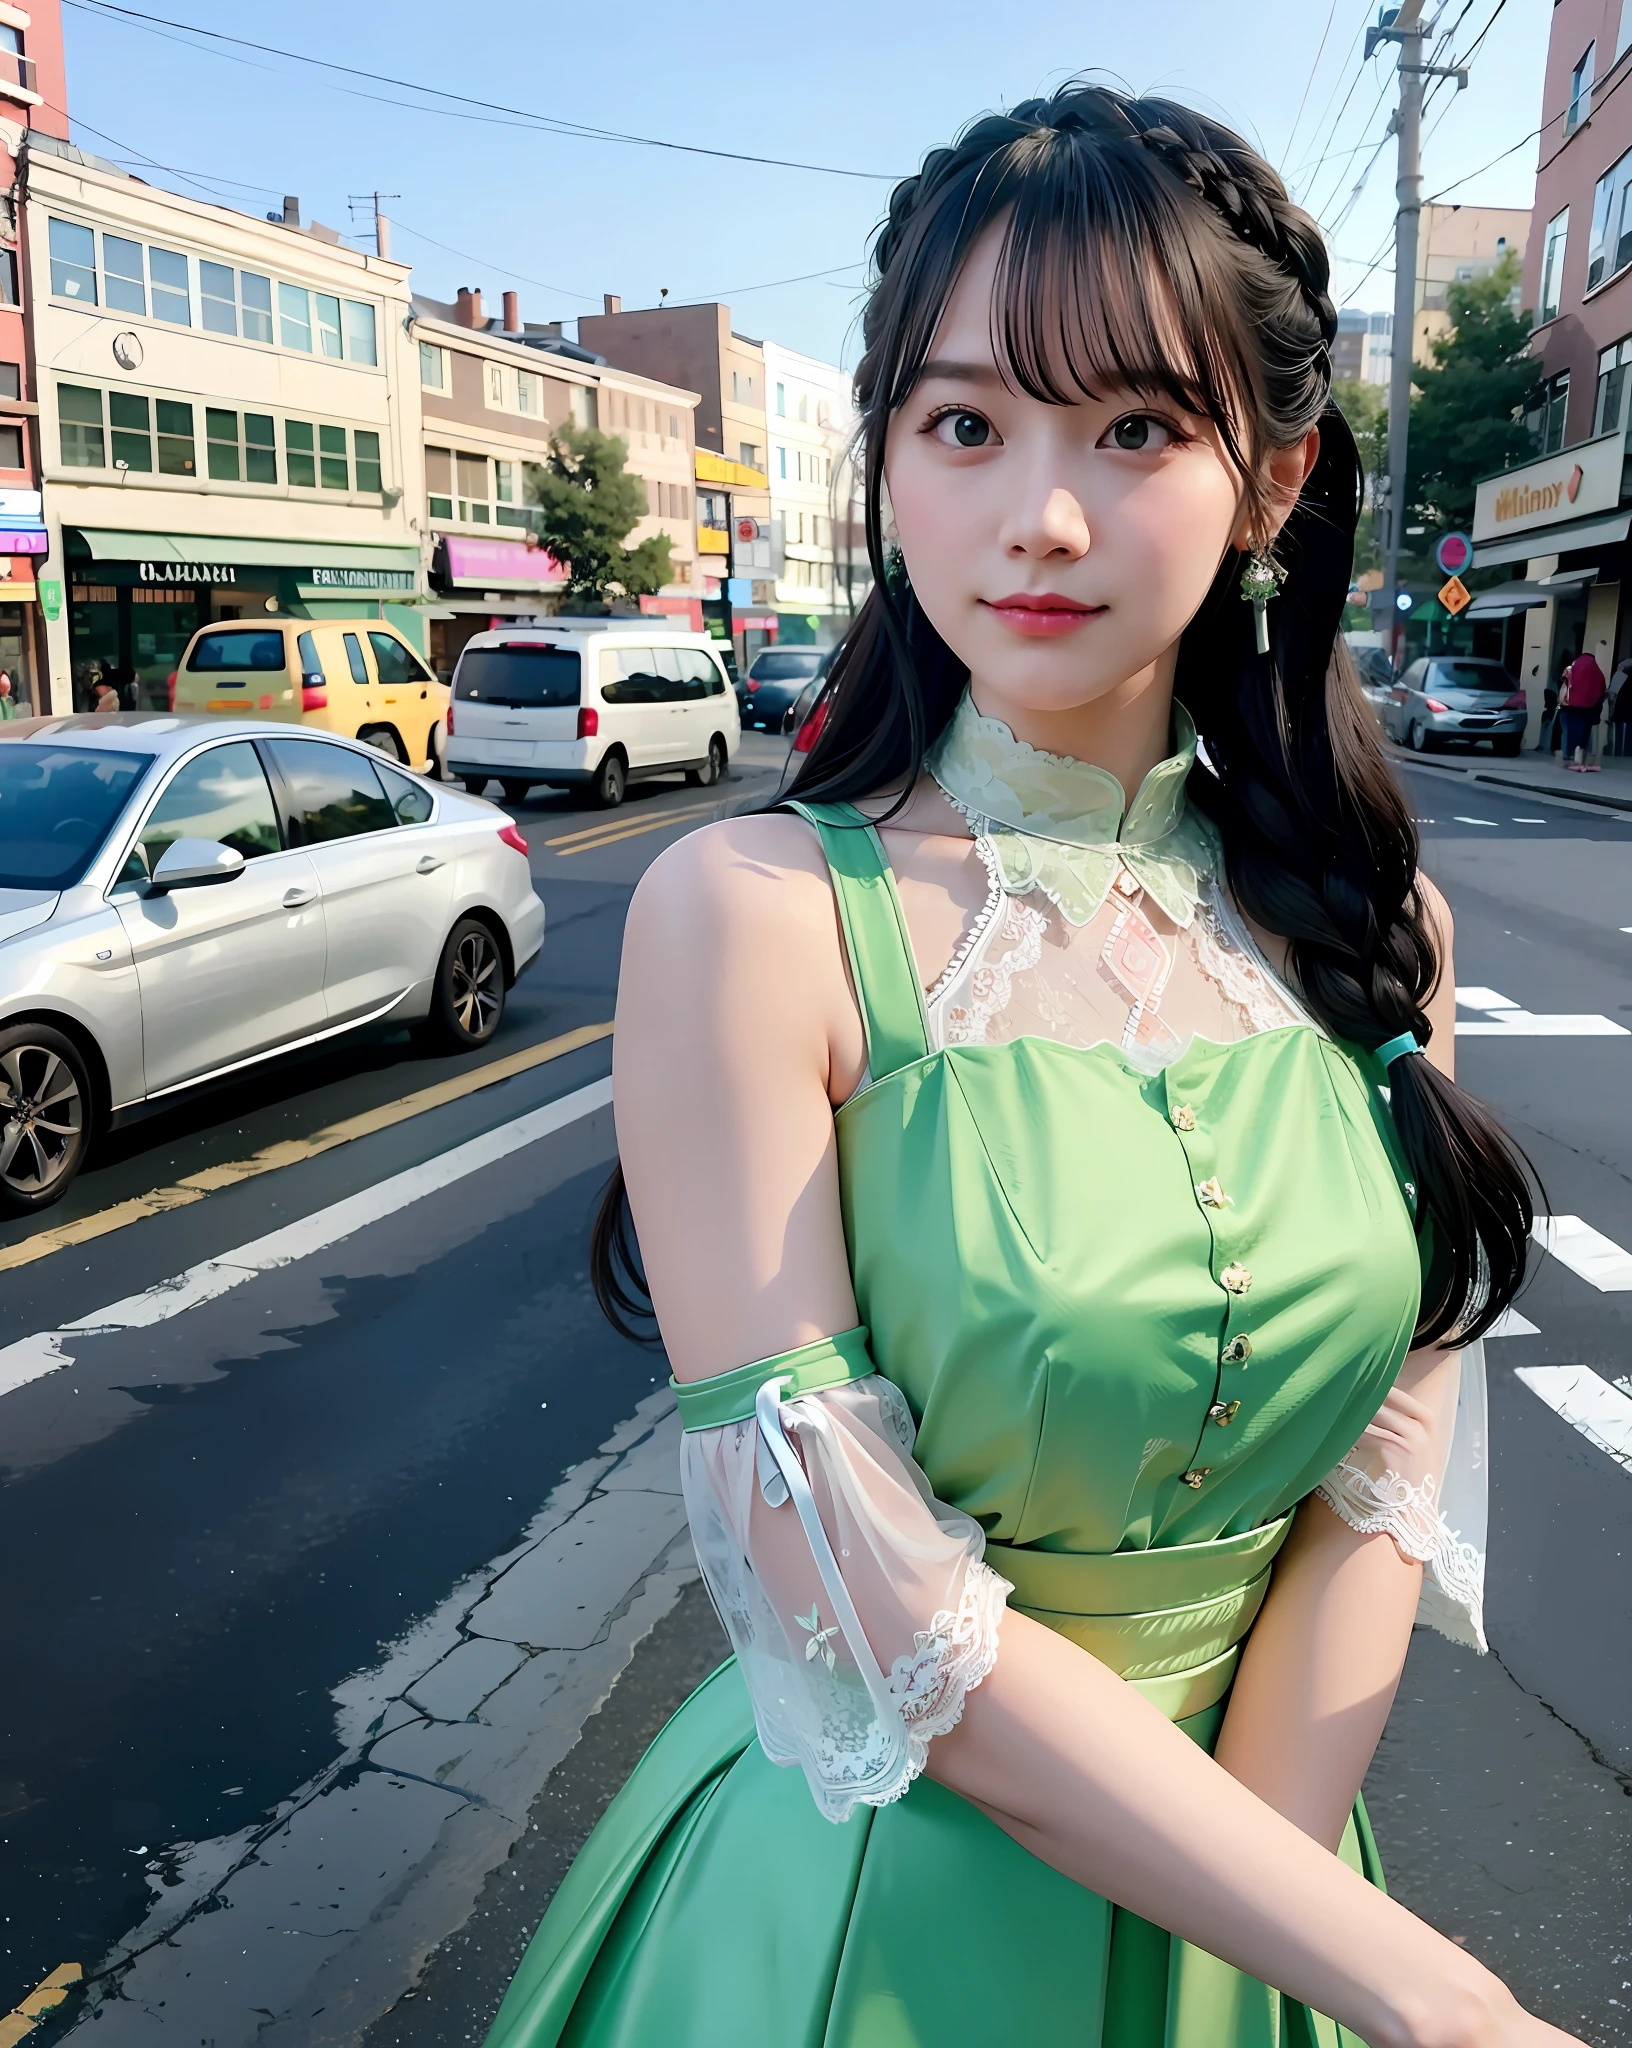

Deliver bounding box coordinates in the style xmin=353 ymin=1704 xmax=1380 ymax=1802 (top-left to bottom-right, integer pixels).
xmin=672 ymin=1333 xmax=1290 ymax=1726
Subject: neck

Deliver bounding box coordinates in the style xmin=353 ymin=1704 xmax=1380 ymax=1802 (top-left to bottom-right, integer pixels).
xmin=966 ymin=657 xmax=1177 ymax=792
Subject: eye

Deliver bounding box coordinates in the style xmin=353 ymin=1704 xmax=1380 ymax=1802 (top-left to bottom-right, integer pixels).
xmin=929 ymin=408 xmax=997 ymax=449
xmin=1101 ymin=413 xmax=1180 ymax=453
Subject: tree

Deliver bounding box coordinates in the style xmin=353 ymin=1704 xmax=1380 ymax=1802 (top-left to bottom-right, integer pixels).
xmin=525 ymin=421 xmax=673 ymax=609
xmin=1406 ymin=250 xmax=1540 ymax=540
xmin=1331 ymin=377 xmax=1387 ymax=576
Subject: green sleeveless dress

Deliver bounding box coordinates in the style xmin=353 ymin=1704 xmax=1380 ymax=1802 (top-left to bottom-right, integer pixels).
xmin=486 ymin=800 xmax=1423 ymax=2048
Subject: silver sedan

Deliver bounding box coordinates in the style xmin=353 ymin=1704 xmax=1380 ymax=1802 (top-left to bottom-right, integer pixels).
xmin=0 ymin=715 xmax=546 ymax=1216
xmin=1382 ymin=656 xmax=1528 ymax=756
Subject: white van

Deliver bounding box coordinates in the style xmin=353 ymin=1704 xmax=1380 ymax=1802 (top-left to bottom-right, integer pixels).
xmin=446 ymin=623 xmax=741 ymax=809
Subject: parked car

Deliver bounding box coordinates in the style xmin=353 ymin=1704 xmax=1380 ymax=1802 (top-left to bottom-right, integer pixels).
xmin=739 ymin=648 xmax=824 ymax=732
xmin=782 ymin=644 xmax=841 ymax=742
xmin=446 ymin=623 xmax=740 ymax=809
xmin=1382 ymin=657 xmax=1527 ymax=755
xmin=171 ymin=619 xmax=451 ymax=777
xmin=0 ymin=715 xmax=544 ymax=1216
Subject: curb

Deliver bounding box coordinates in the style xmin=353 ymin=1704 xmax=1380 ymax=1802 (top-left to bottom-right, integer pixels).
xmin=1384 ymin=746 xmax=1632 ymax=817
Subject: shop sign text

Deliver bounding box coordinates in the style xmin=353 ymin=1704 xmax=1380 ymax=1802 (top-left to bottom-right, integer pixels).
xmin=140 ymin=561 xmax=237 ymax=585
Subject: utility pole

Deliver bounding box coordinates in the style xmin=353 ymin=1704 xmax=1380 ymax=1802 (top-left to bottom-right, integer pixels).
xmin=1368 ymin=3 xmax=1466 ymax=662
xmin=347 ymin=192 xmax=400 ymax=261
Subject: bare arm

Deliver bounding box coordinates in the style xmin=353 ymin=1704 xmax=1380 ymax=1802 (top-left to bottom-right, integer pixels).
xmin=618 ymin=834 xmax=1577 ymax=2048
xmin=1215 ymin=876 xmax=1464 ymax=1845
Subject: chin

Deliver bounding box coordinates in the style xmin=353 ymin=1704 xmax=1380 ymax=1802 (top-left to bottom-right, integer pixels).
xmin=961 ymin=633 xmax=1162 ymax=717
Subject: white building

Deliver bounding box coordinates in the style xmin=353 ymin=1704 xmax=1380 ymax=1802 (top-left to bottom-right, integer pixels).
xmin=1332 ymin=309 xmax=1392 ymax=389
xmin=762 ymin=340 xmax=859 ymax=645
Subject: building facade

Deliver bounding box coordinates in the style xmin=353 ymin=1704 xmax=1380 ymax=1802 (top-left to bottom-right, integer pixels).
xmin=0 ymin=0 xmax=69 ymax=711
xmin=1413 ymin=202 xmax=1529 ymax=359
xmin=1470 ymin=0 xmax=1632 ymax=737
xmin=413 ymin=287 xmax=700 ymax=675
xmin=1333 ymin=309 xmax=1392 ymax=387
xmin=27 ymin=142 xmax=422 ymax=713
xmin=761 ymin=339 xmax=858 ymax=646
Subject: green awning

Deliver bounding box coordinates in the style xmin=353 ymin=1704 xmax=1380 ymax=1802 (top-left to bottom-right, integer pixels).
xmin=69 ymin=529 xmax=420 ymax=574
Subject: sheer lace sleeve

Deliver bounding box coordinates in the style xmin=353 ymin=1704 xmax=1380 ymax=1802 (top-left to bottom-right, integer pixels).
xmin=1316 ymin=1340 xmax=1487 ymax=1652
xmin=678 ymin=1336 xmax=1010 ymax=1823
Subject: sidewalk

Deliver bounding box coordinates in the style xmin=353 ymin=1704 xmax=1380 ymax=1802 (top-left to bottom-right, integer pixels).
xmin=1385 ymin=739 xmax=1632 ymax=814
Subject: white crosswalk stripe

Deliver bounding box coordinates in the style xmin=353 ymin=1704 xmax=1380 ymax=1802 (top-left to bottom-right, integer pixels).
xmin=1532 ymin=1215 xmax=1632 ymax=1290
xmin=1515 ymin=1367 xmax=1632 ymax=1474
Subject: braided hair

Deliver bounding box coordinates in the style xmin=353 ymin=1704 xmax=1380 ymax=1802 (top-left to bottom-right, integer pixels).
xmin=591 ymin=80 xmax=1533 ymax=1345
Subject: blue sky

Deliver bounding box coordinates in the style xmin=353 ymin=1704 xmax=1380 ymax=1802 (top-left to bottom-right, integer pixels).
xmin=59 ymin=0 xmax=1552 ymax=372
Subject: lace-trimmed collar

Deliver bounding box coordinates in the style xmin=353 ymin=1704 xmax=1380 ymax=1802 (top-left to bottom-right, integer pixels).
xmin=928 ymin=689 xmax=1217 ymax=929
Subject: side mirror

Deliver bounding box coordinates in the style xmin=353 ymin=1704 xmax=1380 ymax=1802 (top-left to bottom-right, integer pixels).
xmin=149 ymin=837 xmax=245 ymax=894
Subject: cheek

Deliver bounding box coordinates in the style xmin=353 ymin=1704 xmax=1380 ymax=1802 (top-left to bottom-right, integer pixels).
xmin=1114 ymin=465 xmax=1239 ymax=616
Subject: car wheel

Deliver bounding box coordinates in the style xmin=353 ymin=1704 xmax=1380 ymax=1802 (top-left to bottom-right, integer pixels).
xmin=685 ymin=736 xmax=728 ymax=788
xmin=500 ymin=779 xmax=534 ymax=806
xmin=0 ymin=1024 xmax=91 ymax=1216
xmin=1408 ymin=719 xmax=1432 ymax=753
xmin=593 ymin=750 xmax=627 ymax=809
xmin=462 ymin=776 xmax=489 ymax=796
xmin=426 ymin=917 xmax=506 ymax=1051
xmin=361 ymin=726 xmax=407 ymax=763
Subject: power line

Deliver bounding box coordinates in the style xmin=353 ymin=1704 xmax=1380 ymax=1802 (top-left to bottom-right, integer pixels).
xmin=387 ymin=219 xmax=601 ymax=308
xmin=1283 ymin=0 xmax=1381 ymax=192
xmin=63 ymin=0 xmax=902 ymax=183
xmin=1282 ymin=0 xmax=1344 ymax=170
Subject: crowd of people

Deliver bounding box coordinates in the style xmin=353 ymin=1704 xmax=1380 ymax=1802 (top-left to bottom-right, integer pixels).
xmin=1538 ymin=648 xmax=1632 ymax=770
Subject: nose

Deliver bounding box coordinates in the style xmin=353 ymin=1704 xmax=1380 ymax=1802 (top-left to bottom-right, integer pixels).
xmin=1001 ymin=484 xmax=1090 ymax=562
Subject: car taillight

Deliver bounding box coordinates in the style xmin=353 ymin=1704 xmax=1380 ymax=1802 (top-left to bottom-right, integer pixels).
xmin=793 ymin=696 xmax=830 ymax=754
xmin=302 ymin=686 xmax=328 ymax=710
xmin=446 ymin=696 xmax=454 ymax=735
xmin=577 ymin=706 xmax=599 ymax=738
xmin=1423 ymin=697 xmax=1449 ymax=714
xmin=165 ymin=669 xmax=177 ymax=711
xmin=747 ymin=676 xmax=761 ymax=691
xmin=1503 ymin=692 xmax=1527 ymax=709
xmin=498 ymin=822 xmax=529 ymax=854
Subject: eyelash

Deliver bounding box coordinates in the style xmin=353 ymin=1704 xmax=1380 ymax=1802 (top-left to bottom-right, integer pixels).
xmin=918 ymin=404 xmax=1192 ymax=450
xmin=921 ymin=403 xmax=996 ymax=442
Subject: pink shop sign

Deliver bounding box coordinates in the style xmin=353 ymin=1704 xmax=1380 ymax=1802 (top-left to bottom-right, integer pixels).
xmin=440 ymin=534 xmax=567 ymax=587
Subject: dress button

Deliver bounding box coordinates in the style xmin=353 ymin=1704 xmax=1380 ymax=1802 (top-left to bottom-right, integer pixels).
xmin=1221 ymin=1335 xmax=1253 ymax=1364
xmin=1208 ymin=1400 xmax=1241 ymax=1427
xmin=1196 ymin=1177 xmax=1230 ymax=1208
xmin=1181 ymin=1468 xmax=1211 ymax=1488
xmin=1221 ymin=1262 xmax=1252 ymax=1295
xmin=1171 ymin=1103 xmax=1198 ymax=1132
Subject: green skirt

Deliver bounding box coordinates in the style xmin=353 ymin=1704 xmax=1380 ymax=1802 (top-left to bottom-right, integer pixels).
xmin=484 ymin=1657 xmax=1382 ymax=2048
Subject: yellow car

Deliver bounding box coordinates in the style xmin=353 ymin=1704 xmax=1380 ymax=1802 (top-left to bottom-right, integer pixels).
xmin=170 ymin=618 xmax=449 ymax=774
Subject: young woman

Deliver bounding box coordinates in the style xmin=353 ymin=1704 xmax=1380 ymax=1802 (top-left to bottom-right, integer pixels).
xmin=487 ymin=85 xmax=1576 ymax=2048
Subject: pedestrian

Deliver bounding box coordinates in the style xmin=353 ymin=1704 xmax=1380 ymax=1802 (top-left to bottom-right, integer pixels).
xmin=488 ymin=83 xmax=1566 ymax=2048
xmin=0 ymin=671 xmax=15 ymax=720
xmin=90 ymin=677 xmax=120 ymax=714
xmin=1560 ymin=646 xmax=1607 ymax=771
xmin=1610 ymin=656 xmax=1632 ymax=757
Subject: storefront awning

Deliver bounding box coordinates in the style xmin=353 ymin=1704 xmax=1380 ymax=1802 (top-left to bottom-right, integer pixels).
xmin=68 ymin=529 xmax=420 ymax=576
xmin=1473 ymin=511 xmax=1632 ymax=570
xmin=1462 ymin=580 xmax=1552 ymax=619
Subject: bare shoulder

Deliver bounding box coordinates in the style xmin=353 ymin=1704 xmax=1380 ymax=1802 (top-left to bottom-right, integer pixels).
xmin=625 ymin=810 xmax=837 ymax=953
xmin=1415 ymin=871 xmax=1454 ymax=962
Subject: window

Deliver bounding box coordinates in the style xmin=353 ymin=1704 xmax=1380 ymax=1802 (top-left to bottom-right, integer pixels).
xmin=797 ymin=393 xmax=808 ymax=423
xmin=200 ymin=259 xmax=236 ymax=335
xmin=602 ymin=646 xmax=682 ymax=703
xmin=669 ymin=412 xmax=680 ymax=438
xmin=778 ymin=446 xmax=787 ymax=478
xmin=420 ymin=340 xmax=446 ymax=390
xmin=319 ymin=423 xmax=349 ymax=490
xmin=379 ymin=763 xmax=433 ymax=826
xmin=568 ymin=384 xmax=597 ymax=430
xmin=342 ymin=632 xmax=369 ymax=684
xmin=1597 ymin=338 xmax=1632 ymax=434
xmin=454 ymin=645 xmax=581 ymax=707
xmin=368 ymin=631 xmax=431 ymax=686
xmin=0 ymin=745 xmax=152 ymax=891
xmin=0 ymin=424 xmax=21 ymax=469
xmin=343 ymin=301 xmax=377 ymax=364
xmin=775 ymin=381 xmax=786 ymax=416
xmin=1569 ymin=42 xmax=1596 ymax=133
xmin=426 ymin=443 xmax=452 ymax=519
xmin=103 ymin=234 xmax=145 ymax=315
xmin=205 ymin=408 xmax=278 ymax=483
xmin=739 ymin=442 xmax=757 ymax=468
xmin=109 ymin=391 xmax=150 ymax=471
xmin=456 ymin=450 xmax=489 ymax=521
xmin=314 ymin=293 xmax=343 ymax=359
xmin=0 ymin=252 xmax=17 ymax=310
xmin=186 ymin=629 xmax=285 ymax=672
xmin=240 ymin=271 xmax=273 ymax=344
xmin=278 ymin=281 xmax=312 ymax=351
xmin=265 ymin=737 xmax=396 ymax=842
xmin=487 ymin=362 xmax=504 ymax=405
xmin=58 ymin=384 xmax=104 ymax=467
xmin=518 ymin=370 xmax=542 ymax=417
xmin=1589 ymin=156 xmax=1632 ymax=291
xmin=495 ymin=458 xmax=516 ymax=505
xmin=150 ymin=247 xmax=190 ymax=325
xmin=285 ymin=418 xmax=316 ymax=488
xmin=1543 ymin=206 xmax=1571 ymax=314
xmin=49 ymin=218 xmax=96 ymax=302
xmin=118 ymin=743 xmax=281 ymax=890
xmin=1528 ymin=369 xmax=1571 ymax=454
xmin=154 ymin=399 xmax=194 ymax=473
xmin=354 ymin=428 xmax=382 ymax=494
xmin=0 ymin=363 xmax=21 ymax=401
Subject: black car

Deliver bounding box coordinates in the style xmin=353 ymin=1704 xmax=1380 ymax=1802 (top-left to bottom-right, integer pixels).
xmin=740 ymin=648 xmax=824 ymax=731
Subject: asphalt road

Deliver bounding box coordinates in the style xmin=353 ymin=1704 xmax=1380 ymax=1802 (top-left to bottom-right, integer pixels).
xmin=2 ymin=738 xmax=1631 ymax=2047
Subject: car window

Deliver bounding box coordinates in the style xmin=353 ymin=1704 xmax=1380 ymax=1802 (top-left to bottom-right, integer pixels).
xmin=187 ymin=629 xmax=286 ymax=673
xmin=341 ymin=633 xmax=369 ymax=685
xmin=683 ymin=649 xmax=726 ymax=696
xmin=369 ymin=631 xmax=433 ymax=687
xmin=1432 ymin=661 xmax=1510 ymax=692
xmin=297 ymin=630 xmax=324 ymax=684
xmin=378 ymin=762 xmax=433 ymax=825
xmin=265 ymin=737 xmax=397 ymax=842
xmin=455 ymin=645 xmax=581 ymax=707
xmin=602 ymin=647 xmax=678 ymax=704
xmin=0 ymin=744 xmax=153 ymax=890
xmin=750 ymin=651 xmax=820 ymax=682
xmin=1403 ymin=662 xmax=1426 ymax=688
xmin=115 ymin=741 xmax=281 ymax=890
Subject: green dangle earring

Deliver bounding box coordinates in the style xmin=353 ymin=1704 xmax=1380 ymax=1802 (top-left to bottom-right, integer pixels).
xmin=1239 ymin=547 xmax=1284 ymax=655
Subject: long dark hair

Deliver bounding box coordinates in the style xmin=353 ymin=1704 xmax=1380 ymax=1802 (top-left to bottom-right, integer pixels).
xmin=593 ymin=80 xmax=1533 ymax=1347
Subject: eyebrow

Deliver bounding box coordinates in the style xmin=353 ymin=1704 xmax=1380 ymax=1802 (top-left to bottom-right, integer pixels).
xmin=915 ymin=359 xmax=1003 ymax=385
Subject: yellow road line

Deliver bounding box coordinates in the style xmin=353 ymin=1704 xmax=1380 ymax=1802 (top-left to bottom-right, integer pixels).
xmin=550 ymin=808 xmax=732 ymax=856
xmin=544 ymin=799 xmax=722 ymax=849
xmin=0 ymin=1963 xmax=81 ymax=2045
xmin=0 ymin=1022 xmax=614 ymax=1277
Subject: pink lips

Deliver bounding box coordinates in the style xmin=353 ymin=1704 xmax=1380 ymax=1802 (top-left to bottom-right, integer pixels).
xmin=981 ymin=592 xmax=1105 ymax=638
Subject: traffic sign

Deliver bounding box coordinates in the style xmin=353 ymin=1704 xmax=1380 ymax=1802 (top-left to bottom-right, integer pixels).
xmin=734 ymin=516 xmax=761 ymax=544
xmin=1436 ymin=531 xmax=1472 ymax=576
xmin=1438 ymin=575 xmax=1471 ymax=616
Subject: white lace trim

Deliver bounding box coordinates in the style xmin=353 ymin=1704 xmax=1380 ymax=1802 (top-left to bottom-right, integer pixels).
xmin=924 ymin=830 xmax=1005 ymax=1007
xmin=941 ymin=889 xmax=1047 ymax=1047
xmin=874 ymin=1557 xmax=1010 ymax=1803
xmin=1317 ymin=1462 xmax=1488 ymax=1652
xmin=1191 ymin=890 xmax=1311 ymax=1039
